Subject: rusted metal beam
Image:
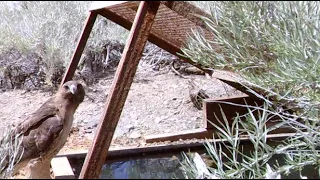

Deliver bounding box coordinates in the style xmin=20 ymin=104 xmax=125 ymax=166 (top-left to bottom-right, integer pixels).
xmin=95 ymin=7 xmax=133 ymax=30
xmin=160 ymin=1 xmax=211 ymax=30
xmin=202 ymin=95 xmax=297 ymax=134
xmin=203 ymin=94 xmax=265 ymax=129
xmin=58 ymin=142 xmax=207 ymax=163
xmin=147 ymin=33 xmax=212 ymax=74
xmin=145 ymin=128 xmax=213 ymax=143
xmin=60 ymin=11 xmax=98 ymax=87
xmin=216 ymin=77 xmax=259 ymax=98
xmin=58 ymin=132 xmax=299 ymax=162
xmin=78 ymin=1 xmax=160 ymax=179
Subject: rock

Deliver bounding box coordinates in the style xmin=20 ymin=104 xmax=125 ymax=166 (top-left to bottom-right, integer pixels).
xmin=155 ymin=117 xmax=163 ymax=124
xmin=84 ymin=129 xmax=93 ymax=133
xmin=128 ymin=126 xmax=135 ymax=132
xmin=123 ymin=124 xmax=135 ymax=134
xmin=128 ymin=131 xmax=141 ymax=139
xmin=191 ymin=117 xmax=198 ymax=122
xmin=86 ymin=121 xmax=98 ymax=129
xmin=192 ymin=152 xmax=218 ymax=179
xmin=188 ymin=80 xmax=210 ymax=110
xmin=195 ymin=123 xmax=201 ymax=128
xmin=70 ymin=126 xmax=79 ymax=134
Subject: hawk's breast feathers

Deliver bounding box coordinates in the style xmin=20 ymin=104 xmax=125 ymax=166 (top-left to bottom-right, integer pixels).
xmin=13 ymin=81 xmax=85 ymax=163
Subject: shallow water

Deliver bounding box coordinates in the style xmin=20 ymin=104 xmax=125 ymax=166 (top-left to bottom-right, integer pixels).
xmin=99 ymin=155 xmax=185 ymax=179
xmin=70 ymin=153 xmax=188 ymax=179
xmin=97 ymin=152 xmax=320 ymax=179
xmin=70 ymin=148 xmax=319 ymax=179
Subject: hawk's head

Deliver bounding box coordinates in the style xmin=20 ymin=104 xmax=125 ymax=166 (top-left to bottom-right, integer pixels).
xmin=58 ymin=81 xmax=85 ymax=104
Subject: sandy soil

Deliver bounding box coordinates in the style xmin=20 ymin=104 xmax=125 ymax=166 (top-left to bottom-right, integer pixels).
xmin=0 ymin=65 xmax=241 ymax=153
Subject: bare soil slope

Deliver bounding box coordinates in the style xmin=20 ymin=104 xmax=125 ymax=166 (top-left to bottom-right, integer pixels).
xmin=0 ymin=66 xmax=241 ymax=152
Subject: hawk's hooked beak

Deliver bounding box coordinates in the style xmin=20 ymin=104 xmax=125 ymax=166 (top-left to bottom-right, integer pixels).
xmin=69 ymin=84 xmax=77 ymax=95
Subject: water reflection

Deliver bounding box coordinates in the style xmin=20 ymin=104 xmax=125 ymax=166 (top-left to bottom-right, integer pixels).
xmin=99 ymin=155 xmax=185 ymax=179
xmin=70 ymin=150 xmax=319 ymax=179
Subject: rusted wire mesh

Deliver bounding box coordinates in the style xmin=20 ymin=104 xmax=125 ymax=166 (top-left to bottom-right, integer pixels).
xmin=90 ymin=1 xmax=213 ymax=51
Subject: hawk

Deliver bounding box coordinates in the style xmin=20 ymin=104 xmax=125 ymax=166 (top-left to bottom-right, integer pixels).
xmin=0 ymin=80 xmax=85 ymax=179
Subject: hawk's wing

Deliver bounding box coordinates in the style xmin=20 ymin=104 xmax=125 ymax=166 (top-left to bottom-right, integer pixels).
xmin=15 ymin=98 xmax=58 ymax=135
xmin=14 ymin=97 xmax=64 ymax=161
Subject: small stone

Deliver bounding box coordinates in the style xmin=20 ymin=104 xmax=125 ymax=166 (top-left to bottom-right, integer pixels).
xmin=70 ymin=126 xmax=79 ymax=133
xmin=124 ymin=124 xmax=135 ymax=134
xmin=84 ymin=129 xmax=92 ymax=133
xmin=87 ymin=121 xmax=98 ymax=129
xmin=195 ymin=123 xmax=201 ymax=128
xmin=191 ymin=117 xmax=198 ymax=121
xmin=155 ymin=117 xmax=162 ymax=124
xmin=128 ymin=126 xmax=135 ymax=132
xmin=173 ymin=111 xmax=179 ymax=115
xmin=128 ymin=131 xmax=141 ymax=139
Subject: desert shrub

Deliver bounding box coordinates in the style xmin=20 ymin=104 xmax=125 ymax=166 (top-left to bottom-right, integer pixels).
xmin=0 ymin=1 xmax=129 ymax=87
xmin=180 ymin=1 xmax=320 ymax=179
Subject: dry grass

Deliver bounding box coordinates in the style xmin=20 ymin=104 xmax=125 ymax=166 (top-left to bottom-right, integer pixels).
xmin=0 ymin=1 xmax=129 ymax=86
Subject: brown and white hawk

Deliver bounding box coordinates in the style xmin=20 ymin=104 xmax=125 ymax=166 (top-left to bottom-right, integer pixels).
xmin=0 ymin=80 xmax=85 ymax=179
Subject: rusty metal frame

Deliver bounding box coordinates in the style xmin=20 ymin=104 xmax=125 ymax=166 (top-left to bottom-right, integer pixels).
xmin=79 ymin=1 xmax=160 ymax=178
xmin=59 ymin=1 xmax=214 ymax=178
xmin=61 ymin=1 xmax=161 ymax=179
xmin=58 ymin=1 xmax=300 ymax=178
xmin=61 ymin=1 xmax=213 ymax=86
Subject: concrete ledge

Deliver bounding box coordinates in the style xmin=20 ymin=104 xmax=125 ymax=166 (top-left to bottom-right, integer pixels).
xmin=51 ymin=157 xmax=75 ymax=179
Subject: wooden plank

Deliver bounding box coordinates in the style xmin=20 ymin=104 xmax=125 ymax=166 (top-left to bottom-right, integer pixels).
xmin=78 ymin=2 xmax=161 ymax=179
xmin=145 ymin=128 xmax=213 ymax=143
xmin=51 ymin=157 xmax=75 ymax=179
xmin=60 ymin=11 xmax=97 ymax=87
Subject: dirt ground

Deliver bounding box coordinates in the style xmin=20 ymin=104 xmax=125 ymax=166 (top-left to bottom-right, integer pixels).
xmin=0 ymin=64 xmax=242 ymax=153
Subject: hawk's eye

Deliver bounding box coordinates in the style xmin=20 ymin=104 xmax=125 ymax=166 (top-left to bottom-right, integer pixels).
xmin=63 ymin=85 xmax=69 ymax=90
xmin=77 ymin=84 xmax=82 ymax=89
